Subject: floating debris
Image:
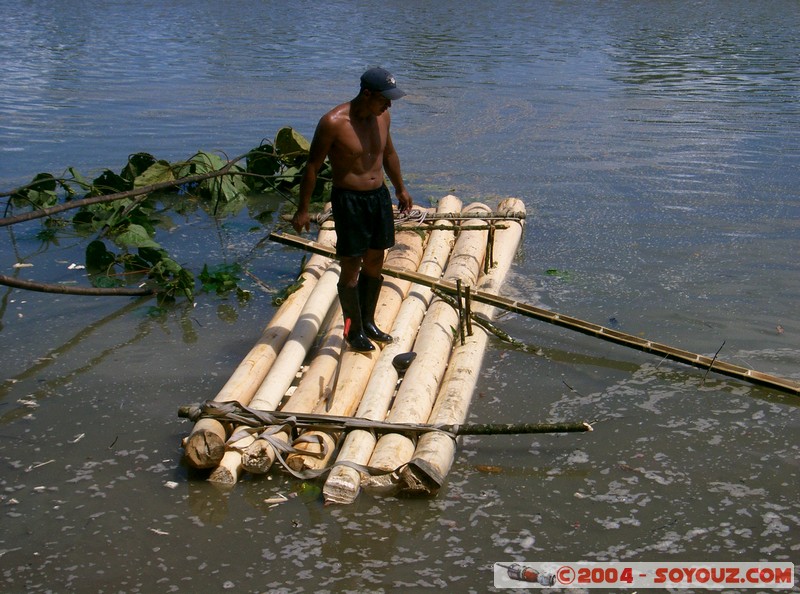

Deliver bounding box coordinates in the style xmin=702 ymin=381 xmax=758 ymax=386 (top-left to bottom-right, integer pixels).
xmin=264 ymin=494 xmax=289 ymax=505
xmin=148 ymin=527 xmax=169 ymax=536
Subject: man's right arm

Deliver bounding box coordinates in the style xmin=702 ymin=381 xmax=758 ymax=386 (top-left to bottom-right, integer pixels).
xmin=292 ymin=117 xmax=334 ymax=233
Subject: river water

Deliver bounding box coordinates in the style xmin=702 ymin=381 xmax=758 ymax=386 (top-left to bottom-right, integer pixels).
xmin=1 ymin=1 xmax=798 ymax=592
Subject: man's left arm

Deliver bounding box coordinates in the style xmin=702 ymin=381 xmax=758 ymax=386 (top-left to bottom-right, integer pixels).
xmin=383 ymin=132 xmax=413 ymax=213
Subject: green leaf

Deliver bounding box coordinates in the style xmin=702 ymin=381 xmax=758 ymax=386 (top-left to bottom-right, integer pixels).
xmin=147 ymin=256 xmax=194 ymax=302
xmin=192 ymin=151 xmax=226 ymax=173
xmin=272 ymin=276 xmax=304 ymax=306
xmin=155 ymin=256 xmax=184 ymax=276
xmin=11 ymin=173 xmax=58 ymax=209
xmin=137 ymin=246 xmax=165 ymax=266
xmin=90 ymin=169 xmax=131 ymax=196
xmin=86 ymin=240 xmax=116 ymax=273
xmin=68 ymin=167 xmax=91 ymax=194
xmin=545 ymin=268 xmax=572 ymax=280
xmin=247 ymin=144 xmax=280 ymax=176
xmin=116 ymin=224 xmax=160 ymax=249
xmin=93 ymin=275 xmax=123 ymax=288
xmin=294 ymin=481 xmax=321 ymax=501
xmin=134 ymin=160 xmax=174 ymax=188
xmin=246 ymin=144 xmax=281 ymax=192
xmin=199 ymin=263 xmax=243 ymax=295
xmin=121 ymin=153 xmax=157 ymax=182
xmin=275 ymin=127 xmax=310 ymax=153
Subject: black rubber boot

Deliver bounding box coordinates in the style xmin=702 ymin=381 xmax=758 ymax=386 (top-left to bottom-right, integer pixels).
xmin=358 ymin=274 xmax=393 ymax=344
xmin=338 ymin=284 xmax=375 ymax=353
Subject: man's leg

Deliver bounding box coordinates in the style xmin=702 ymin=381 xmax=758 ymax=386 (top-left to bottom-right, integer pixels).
xmin=337 ymin=255 xmax=374 ymax=352
xmin=358 ymin=249 xmax=392 ymax=344
xmin=360 ymin=249 xmax=385 ymax=278
xmin=339 ymin=256 xmax=362 ymax=288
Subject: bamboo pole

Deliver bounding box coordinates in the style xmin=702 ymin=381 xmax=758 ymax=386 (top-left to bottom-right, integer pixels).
xmin=178 ymin=404 xmax=592 ymax=436
xmin=400 ymin=198 xmax=526 ymax=495
xmin=285 ymin=228 xmax=427 ymax=473
xmin=281 ymin=209 xmax=526 ymax=224
xmin=270 ymin=234 xmax=800 ymax=396
xmin=249 ymin=263 xmax=340 ymax=411
xmin=182 ymin=221 xmax=336 ymax=469
xmin=323 ymin=195 xmax=462 ymax=505
xmin=208 ymin=261 xmax=340 ymax=483
xmin=240 ymin=305 xmax=344 ymax=474
xmin=362 ymin=202 xmax=492 ymax=495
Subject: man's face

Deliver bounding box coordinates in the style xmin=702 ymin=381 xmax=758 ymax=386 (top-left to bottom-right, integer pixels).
xmin=365 ymin=90 xmax=391 ymax=114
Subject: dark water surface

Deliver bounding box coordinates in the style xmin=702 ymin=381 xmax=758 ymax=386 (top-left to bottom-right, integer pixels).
xmin=2 ymin=1 xmax=798 ymax=592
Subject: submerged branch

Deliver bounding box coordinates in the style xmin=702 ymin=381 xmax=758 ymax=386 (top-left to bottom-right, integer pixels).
xmin=0 ymin=273 xmax=155 ymax=297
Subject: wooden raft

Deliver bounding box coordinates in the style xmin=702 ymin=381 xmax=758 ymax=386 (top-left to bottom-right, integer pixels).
xmin=180 ymin=195 xmax=526 ymax=503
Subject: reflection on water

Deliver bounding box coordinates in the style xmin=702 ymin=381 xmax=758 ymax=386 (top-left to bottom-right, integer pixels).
xmin=2 ymin=0 xmax=799 ymax=591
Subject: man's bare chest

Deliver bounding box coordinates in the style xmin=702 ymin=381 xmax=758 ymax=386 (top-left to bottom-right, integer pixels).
xmin=334 ymin=122 xmax=386 ymax=157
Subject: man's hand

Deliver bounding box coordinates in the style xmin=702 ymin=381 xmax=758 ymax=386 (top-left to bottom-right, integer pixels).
xmin=291 ymin=209 xmax=311 ymax=234
xmin=397 ymin=189 xmax=413 ymax=214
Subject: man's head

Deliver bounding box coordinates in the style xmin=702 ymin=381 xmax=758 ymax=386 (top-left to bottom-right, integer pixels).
xmin=360 ymin=67 xmax=406 ymax=100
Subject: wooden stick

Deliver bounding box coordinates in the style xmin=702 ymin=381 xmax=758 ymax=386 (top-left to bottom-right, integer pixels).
xmin=433 ymin=288 xmax=527 ymax=348
xmin=1 ymin=152 xmax=251 ymax=227
xmin=206 ymin=261 xmax=341 ymax=483
xmin=456 ymin=279 xmax=465 ymax=346
xmin=249 ymin=263 xmax=340 ymax=411
xmin=395 ymin=224 xmax=508 ymax=231
xmin=0 ymin=273 xmax=155 ymax=296
xmin=269 ymin=233 xmax=800 ymax=396
xmin=465 ymin=285 xmax=473 ymax=336
xmin=485 ymin=223 xmax=495 ymax=274
xmin=240 ymin=303 xmax=345 ymax=475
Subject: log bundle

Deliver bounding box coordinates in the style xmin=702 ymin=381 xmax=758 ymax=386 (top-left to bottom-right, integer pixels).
xmin=179 ymin=196 xmax=526 ymax=502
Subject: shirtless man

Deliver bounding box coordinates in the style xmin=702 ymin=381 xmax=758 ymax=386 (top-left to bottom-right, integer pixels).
xmin=292 ymin=67 xmax=413 ymax=352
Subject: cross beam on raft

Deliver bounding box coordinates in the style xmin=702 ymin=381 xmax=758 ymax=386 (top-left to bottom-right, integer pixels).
xmin=178 ymin=402 xmax=593 ymax=436
xmin=269 ymin=232 xmax=800 ymax=397
xmin=281 ymin=209 xmax=526 ymax=224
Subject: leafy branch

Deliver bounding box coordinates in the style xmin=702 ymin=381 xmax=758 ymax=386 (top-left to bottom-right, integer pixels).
xmin=0 ymin=127 xmax=332 ymax=303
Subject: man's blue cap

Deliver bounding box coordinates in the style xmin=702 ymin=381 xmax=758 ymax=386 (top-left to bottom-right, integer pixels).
xmin=360 ymin=67 xmax=406 ymax=100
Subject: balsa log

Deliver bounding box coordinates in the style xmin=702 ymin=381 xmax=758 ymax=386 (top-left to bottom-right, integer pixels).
xmin=240 ymin=305 xmax=345 ymax=474
xmin=285 ymin=229 xmax=426 ymax=472
xmin=323 ymin=195 xmax=462 ymax=504
xmin=401 ymin=198 xmax=526 ymax=494
xmin=249 ymin=263 xmax=340 ymax=411
xmin=208 ymin=261 xmax=340 ymax=483
xmin=362 ymin=202 xmax=492 ymax=494
xmin=182 ymin=223 xmax=336 ymax=469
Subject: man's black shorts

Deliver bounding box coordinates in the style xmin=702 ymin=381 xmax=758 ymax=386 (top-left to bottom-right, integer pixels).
xmin=330 ymin=185 xmax=395 ymax=257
